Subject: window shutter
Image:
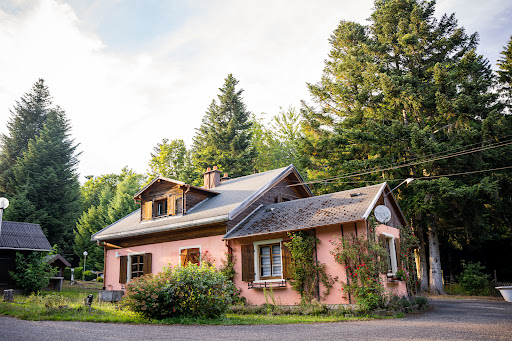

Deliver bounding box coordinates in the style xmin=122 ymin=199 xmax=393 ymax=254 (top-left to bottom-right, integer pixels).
xmin=143 ymin=253 xmax=152 ymax=275
xmin=282 ymin=240 xmax=292 ymax=280
xmin=394 ymin=238 xmax=401 ymax=270
xmin=168 ymin=195 xmax=176 ymax=216
xmin=144 ymin=201 xmax=152 ymax=220
xmin=119 ymin=256 xmax=127 ymax=284
xmin=180 ymin=249 xmax=188 ymax=266
xmin=241 ymin=244 xmax=255 ymax=282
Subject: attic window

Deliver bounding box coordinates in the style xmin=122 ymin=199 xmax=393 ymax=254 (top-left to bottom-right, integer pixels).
xmin=350 ymin=192 xmax=363 ymax=197
xmin=155 ymin=199 xmax=167 ymax=216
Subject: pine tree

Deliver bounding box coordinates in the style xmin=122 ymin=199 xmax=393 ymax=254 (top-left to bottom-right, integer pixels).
xmin=0 ymin=79 xmax=52 ymax=195
xmin=192 ymin=74 xmax=257 ymax=178
xmin=301 ymin=0 xmax=510 ymax=294
xmin=497 ymin=36 xmax=512 ymax=108
xmin=5 ymin=109 xmax=81 ymax=253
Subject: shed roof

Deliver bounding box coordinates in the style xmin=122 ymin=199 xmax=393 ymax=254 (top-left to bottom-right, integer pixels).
xmin=92 ymin=165 xmax=309 ymax=241
xmin=0 ymin=221 xmax=52 ymax=251
xmin=46 ymin=254 xmax=71 ymax=267
xmin=223 ymin=183 xmax=387 ymax=239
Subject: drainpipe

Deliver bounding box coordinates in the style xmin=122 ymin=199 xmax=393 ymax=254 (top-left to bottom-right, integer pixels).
xmin=0 ymin=197 xmax=9 ymax=238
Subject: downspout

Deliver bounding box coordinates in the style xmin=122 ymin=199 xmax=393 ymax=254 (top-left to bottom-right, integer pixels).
xmin=183 ymin=185 xmax=191 ymax=214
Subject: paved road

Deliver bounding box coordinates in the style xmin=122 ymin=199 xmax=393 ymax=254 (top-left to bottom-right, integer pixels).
xmin=1 ymin=298 xmax=511 ymax=341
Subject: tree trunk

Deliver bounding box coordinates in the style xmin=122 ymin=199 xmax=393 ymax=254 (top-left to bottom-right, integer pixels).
xmin=414 ymin=220 xmax=429 ymax=292
xmin=428 ymin=223 xmax=445 ymax=294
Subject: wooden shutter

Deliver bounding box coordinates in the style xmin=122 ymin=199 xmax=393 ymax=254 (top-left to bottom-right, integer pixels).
xmin=241 ymin=244 xmax=255 ymax=282
xmin=394 ymin=238 xmax=401 ymax=270
xmin=143 ymin=253 xmax=152 ymax=275
xmin=168 ymin=195 xmax=176 ymax=216
xmin=119 ymin=256 xmax=127 ymax=284
xmin=180 ymin=249 xmax=188 ymax=266
xmin=144 ymin=201 xmax=153 ymax=220
xmin=281 ymin=240 xmax=292 ymax=280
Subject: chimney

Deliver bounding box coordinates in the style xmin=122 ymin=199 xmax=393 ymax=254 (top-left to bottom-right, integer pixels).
xmin=220 ymin=172 xmax=230 ymax=183
xmin=203 ymin=166 xmax=221 ymax=189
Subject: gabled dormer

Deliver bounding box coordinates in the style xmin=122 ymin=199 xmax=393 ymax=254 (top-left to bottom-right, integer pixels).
xmin=133 ymin=177 xmax=218 ymax=222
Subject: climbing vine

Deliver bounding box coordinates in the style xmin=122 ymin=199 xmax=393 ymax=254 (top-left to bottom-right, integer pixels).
xmin=330 ymin=220 xmax=388 ymax=310
xmin=284 ymin=231 xmax=334 ymax=303
xmin=397 ymin=225 xmax=419 ymax=296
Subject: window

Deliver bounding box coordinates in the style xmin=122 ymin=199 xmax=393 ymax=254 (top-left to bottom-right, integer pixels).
xmin=119 ymin=253 xmax=152 ymax=284
xmin=259 ymin=244 xmax=282 ymax=279
xmin=130 ymin=254 xmax=144 ymax=279
xmin=175 ymin=195 xmax=183 ymax=215
xmin=180 ymin=247 xmax=200 ymax=266
xmin=381 ymin=233 xmax=398 ymax=275
xmin=155 ymin=199 xmax=167 ymax=216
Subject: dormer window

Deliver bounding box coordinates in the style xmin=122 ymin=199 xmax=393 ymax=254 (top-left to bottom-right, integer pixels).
xmin=156 ymin=199 xmax=167 ymax=216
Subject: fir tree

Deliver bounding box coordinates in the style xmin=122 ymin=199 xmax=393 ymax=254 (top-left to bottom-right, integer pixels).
xmin=5 ymin=109 xmax=81 ymax=253
xmin=192 ymin=74 xmax=257 ymax=178
xmin=497 ymin=35 xmax=512 ymax=108
xmin=0 ymin=79 xmax=52 ymax=195
xmin=301 ymin=0 xmax=510 ymax=294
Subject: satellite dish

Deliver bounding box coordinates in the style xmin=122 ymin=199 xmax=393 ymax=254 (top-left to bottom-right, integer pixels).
xmin=0 ymin=198 xmax=9 ymax=209
xmin=374 ymin=205 xmax=391 ymax=224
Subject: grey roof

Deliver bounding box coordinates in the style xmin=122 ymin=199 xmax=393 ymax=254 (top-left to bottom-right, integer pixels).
xmin=0 ymin=221 xmax=52 ymax=251
xmin=45 ymin=254 xmax=71 ymax=267
xmin=92 ymin=165 xmax=303 ymax=241
xmin=223 ymin=183 xmax=387 ymax=239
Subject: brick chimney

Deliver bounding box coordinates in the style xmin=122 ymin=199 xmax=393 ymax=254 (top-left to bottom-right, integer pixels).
xmin=203 ymin=166 xmax=221 ymax=189
xmin=220 ymin=172 xmax=230 ymax=183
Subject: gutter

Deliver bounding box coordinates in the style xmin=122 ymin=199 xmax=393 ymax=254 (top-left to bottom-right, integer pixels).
xmin=0 ymin=247 xmax=52 ymax=251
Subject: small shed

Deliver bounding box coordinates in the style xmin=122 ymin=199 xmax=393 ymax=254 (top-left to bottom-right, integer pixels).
xmin=45 ymin=254 xmax=71 ymax=291
xmin=0 ymin=221 xmax=52 ymax=290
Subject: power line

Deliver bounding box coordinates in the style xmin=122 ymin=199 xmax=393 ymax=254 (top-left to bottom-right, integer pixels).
xmin=312 ymin=165 xmax=512 ymax=186
xmin=294 ymin=139 xmax=512 ymax=187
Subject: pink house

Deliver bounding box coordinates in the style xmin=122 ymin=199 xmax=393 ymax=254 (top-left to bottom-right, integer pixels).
xmin=92 ymin=165 xmax=407 ymax=305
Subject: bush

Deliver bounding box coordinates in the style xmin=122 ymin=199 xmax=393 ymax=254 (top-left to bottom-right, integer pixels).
xmin=458 ymin=261 xmax=490 ymax=295
xmin=97 ymin=276 xmax=103 ymax=283
xmin=63 ymin=267 xmax=72 ymax=280
xmin=413 ymin=296 xmax=428 ymax=309
xmin=83 ymin=270 xmax=95 ymax=281
xmin=72 ymin=267 xmax=83 ymax=281
xmin=123 ymin=263 xmax=236 ymax=319
xmin=9 ymin=248 xmax=59 ymax=294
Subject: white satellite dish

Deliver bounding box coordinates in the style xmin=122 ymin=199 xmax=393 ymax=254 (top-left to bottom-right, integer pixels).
xmin=374 ymin=205 xmax=391 ymax=224
xmin=0 ymin=198 xmax=9 ymax=209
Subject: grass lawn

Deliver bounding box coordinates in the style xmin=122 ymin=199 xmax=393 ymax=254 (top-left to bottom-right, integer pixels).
xmin=0 ymin=281 xmax=400 ymax=325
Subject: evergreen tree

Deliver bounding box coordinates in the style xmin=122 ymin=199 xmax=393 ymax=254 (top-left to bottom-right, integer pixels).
xmin=74 ymin=171 xmax=143 ymax=270
xmin=147 ymin=138 xmax=195 ymax=183
xmin=301 ymin=0 xmax=510 ymax=293
xmin=497 ymin=36 xmax=512 ymax=108
xmin=192 ymin=74 xmax=257 ymax=178
xmin=0 ymin=79 xmax=52 ymax=195
xmin=5 ymin=109 xmax=81 ymax=253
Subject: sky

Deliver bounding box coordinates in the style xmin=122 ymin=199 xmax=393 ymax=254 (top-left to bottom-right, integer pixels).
xmin=0 ymin=0 xmax=511 ymax=181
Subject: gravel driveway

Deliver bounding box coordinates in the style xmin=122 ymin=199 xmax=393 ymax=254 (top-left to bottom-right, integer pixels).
xmin=1 ymin=298 xmax=511 ymax=341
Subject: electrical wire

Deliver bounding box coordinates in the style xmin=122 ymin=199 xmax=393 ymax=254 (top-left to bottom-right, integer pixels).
xmin=291 ymin=139 xmax=512 ymax=187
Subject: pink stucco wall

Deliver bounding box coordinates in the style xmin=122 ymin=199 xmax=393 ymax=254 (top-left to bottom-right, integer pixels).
xmin=104 ymin=235 xmax=227 ymax=291
xmin=105 ymin=221 xmax=407 ymax=303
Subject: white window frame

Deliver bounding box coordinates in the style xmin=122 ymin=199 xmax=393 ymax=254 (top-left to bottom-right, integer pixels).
xmin=178 ymin=245 xmax=202 ymax=266
xmin=126 ymin=252 xmax=145 ymax=282
xmin=253 ymin=238 xmax=283 ymax=283
xmin=381 ymin=232 xmax=397 ymax=275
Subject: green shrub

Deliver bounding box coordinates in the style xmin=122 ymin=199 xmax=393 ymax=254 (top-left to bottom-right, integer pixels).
xmin=9 ymin=248 xmax=59 ymax=294
xmin=72 ymin=267 xmax=83 ymax=281
xmin=458 ymin=261 xmax=490 ymax=295
xmin=413 ymin=296 xmax=428 ymax=309
xmin=123 ymin=263 xmax=235 ymax=319
xmin=97 ymin=276 xmax=103 ymax=283
xmin=63 ymin=267 xmax=72 ymax=280
xmin=83 ymin=270 xmax=95 ymax=281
